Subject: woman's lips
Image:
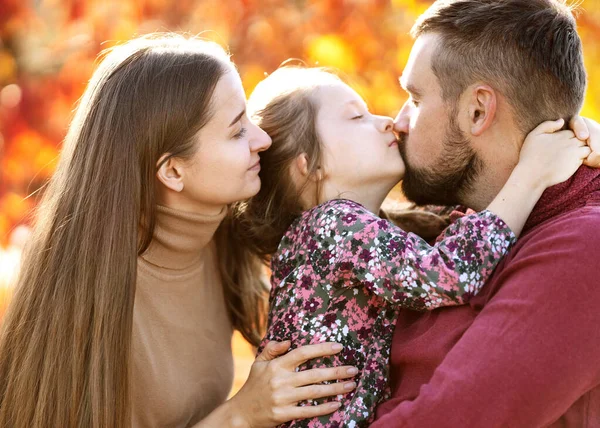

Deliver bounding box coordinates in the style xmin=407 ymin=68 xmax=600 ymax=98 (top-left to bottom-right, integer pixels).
xmin=248 ymin=160 xmax=261 ymax=171
xmin=389 ymin=139 xmax=399 ymax=147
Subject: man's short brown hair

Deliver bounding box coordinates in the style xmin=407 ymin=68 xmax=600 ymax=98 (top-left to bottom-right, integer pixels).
xmin=412 ymin=0 xmax=587 ymax=134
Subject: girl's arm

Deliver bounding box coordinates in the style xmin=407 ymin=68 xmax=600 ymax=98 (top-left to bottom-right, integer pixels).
xmin=309 ymin=199 xmax=514 ymax=311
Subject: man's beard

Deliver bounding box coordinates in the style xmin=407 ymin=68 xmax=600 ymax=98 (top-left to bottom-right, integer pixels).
xmin=399 ymin=112 xmax=484 ymax=206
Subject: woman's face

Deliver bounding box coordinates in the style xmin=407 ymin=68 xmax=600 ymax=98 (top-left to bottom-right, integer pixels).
xmin=180 ymin=67 xmax=272 ymax=211
xmin=315 ymin=81 xmax=405 ymax=194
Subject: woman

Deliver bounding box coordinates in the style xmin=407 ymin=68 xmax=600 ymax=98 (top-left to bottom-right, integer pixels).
xmin=0 ymin=34 xmax=357 ymax=428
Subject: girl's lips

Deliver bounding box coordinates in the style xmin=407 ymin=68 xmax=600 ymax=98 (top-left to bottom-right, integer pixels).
xmin=389 ymin=140 xmax=399 ymax=147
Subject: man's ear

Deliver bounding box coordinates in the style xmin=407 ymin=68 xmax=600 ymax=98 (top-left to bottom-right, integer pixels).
xmin=467 ymin=84 xmax=497 ymax=136
xmin=156 ymin=154 xmax=184 ymax=192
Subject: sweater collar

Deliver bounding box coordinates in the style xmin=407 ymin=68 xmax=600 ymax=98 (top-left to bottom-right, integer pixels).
xmin=140 ymin=205 xmax=227 ymax=270
xmin=523 ymin=166 xmax=600 ymax=234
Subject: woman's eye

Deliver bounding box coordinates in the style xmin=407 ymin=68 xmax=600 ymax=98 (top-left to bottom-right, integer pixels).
xmin=351 ymin=115 xmax=364 ymax=120
xmin=233 ymin=128 xmax=247 ymax=139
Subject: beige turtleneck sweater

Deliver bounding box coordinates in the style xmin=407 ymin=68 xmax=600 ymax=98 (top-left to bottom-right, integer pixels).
xmin=131 ymin=205 xmax=234 ymax=428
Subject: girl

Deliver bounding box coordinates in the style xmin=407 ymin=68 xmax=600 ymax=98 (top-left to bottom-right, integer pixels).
xmin=0 ymin=36 xmax=359 ymax=428
xmin=241 ymin=66 xmax=591 ymax=427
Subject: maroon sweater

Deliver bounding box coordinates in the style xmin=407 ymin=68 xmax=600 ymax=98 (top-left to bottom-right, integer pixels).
xmin=372 ymin=167 xmax=600 ymax=428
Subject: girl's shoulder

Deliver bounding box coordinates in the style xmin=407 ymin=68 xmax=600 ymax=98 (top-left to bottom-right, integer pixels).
xmin=304 ymin=198 xmax=372 ymax=225
xmin=274 ymin=199 xmax=380 ymax=260
xmin=299 ymin=198 xmax=389 ymax=241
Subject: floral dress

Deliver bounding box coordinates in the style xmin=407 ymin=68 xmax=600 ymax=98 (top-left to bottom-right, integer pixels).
xmin=258 ymin=199 xmax=516 ymax=428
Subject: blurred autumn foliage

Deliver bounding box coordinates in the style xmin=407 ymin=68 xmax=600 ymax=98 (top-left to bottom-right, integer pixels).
xmin=0 ymin=0 xmax=599 ymax=291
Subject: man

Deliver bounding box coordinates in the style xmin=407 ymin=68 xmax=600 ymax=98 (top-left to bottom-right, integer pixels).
xmin=371 ymin=1 xmax=600 ymax=426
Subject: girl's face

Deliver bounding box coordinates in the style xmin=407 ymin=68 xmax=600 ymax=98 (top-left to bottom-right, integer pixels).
xmin=315 ymin=82 xmax=405 ymax=195
xmin=179 ymin=67 xmax=272 ymax=211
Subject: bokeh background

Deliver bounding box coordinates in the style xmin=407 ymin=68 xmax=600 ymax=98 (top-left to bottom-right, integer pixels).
xmin=1 ymin=0 xmax=599 ymax=393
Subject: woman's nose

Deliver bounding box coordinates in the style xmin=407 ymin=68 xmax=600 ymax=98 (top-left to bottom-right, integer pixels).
xmin=250 ymin=123 xmax=272 ymax=152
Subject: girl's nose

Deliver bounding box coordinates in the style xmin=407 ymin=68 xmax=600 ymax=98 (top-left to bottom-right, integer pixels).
xmin=377 ymin=115 xmax=394 ymax=132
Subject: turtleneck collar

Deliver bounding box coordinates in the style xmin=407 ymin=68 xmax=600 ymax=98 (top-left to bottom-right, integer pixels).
xmin=523 ymin=166 xmax=600 ymax=234
xmin=140 ymin=205 xmax=227 ymax=270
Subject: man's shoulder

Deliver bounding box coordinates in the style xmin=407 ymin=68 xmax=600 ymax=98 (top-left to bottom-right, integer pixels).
xmin=480 ymin=197 xmax=600 ymax=298
xmin=520 ymin=194 xmax=600 ymax=249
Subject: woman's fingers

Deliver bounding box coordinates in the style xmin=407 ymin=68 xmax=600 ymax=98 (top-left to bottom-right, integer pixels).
xmin=290 ymin=366 xmax=358 ymax=387
xmin=291 ymin=380 xmax=357 ymax=403
xmin=276 ymin=342 xmax=343 ymax=370
xmin=280 ymin=401 xmax=342 ymax=421
xmin=240 ymin=342 xmax=358 ymax=425
xmin=271 ymin=380 xmax=356 ymax=419
xmin=255 ymin=340 xmax=292 ymax=362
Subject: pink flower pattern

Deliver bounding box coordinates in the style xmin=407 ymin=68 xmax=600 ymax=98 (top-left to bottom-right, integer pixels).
xmin=259 ymin=199 xmax=516 ymax=428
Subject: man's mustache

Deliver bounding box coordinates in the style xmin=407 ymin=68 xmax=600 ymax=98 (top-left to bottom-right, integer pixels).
xmin=397 ymin=133 xmax=408 ymax=154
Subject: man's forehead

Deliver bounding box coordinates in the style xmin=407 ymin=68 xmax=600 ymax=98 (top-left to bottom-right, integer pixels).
xmin=401 ymin=34 xmax=439 ymax=86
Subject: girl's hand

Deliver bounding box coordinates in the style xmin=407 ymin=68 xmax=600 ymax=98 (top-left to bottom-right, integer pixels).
xmin=516 ymin=119 xmax=591 ymax=191
xmin=569 ymin=116 xmax=600 ymax=168
xmin=228 ymin=341 xmax=358 ymax=428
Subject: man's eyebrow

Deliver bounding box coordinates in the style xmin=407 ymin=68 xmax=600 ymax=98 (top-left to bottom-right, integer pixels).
xmin=229 ymin=109 xmax=245 ymax=127
xmin=399 ymin=77 xmax=423 ymax=98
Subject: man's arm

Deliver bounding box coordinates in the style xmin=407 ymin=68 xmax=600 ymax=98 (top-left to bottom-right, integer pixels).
xmin=370 ymin=210 xmax=600 ymax=427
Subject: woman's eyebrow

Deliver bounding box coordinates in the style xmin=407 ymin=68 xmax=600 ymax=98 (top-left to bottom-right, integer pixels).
xmin=229 ymin=109 xmax=245 ymax=127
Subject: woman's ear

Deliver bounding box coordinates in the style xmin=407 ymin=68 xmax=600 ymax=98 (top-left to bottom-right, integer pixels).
xmin=468 ymin=84 xmax=497 ymax=137
xmin=156 ymin=154 xmax=184 ymax=192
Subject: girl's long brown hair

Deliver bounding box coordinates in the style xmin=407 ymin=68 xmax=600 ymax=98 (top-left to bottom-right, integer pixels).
xmin=0 ymin=34 xmax=266 ymax=428
xmin=238 ymin=67 xmax=334 ymax=261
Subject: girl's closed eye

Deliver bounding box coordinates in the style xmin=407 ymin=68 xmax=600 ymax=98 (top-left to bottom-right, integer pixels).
xmin=352 ymin=114 xmax=364 ymax=120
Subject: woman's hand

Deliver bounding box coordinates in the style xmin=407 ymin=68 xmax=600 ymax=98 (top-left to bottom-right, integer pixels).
xmin=228 ymin=340 xmax=358 ymax=428
xmin=569 ymin=116 xmax=600 ymax=167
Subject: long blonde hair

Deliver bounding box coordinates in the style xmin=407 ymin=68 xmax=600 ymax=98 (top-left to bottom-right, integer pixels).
xmin=0 ymin=34 xmax=266 ymax=428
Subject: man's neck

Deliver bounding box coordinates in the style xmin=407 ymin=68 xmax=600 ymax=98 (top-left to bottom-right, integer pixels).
xmin=461 ymin=116 xmax=523 ymax=210
xmin=461 ymin=141 xmax=521 ymax=211
xmin=459 ymin=173 xmax=507 ymax=211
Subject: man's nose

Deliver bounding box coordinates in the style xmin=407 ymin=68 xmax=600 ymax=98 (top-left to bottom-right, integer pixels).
xmin=393 ymin=103 xmax=411 ymax=134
